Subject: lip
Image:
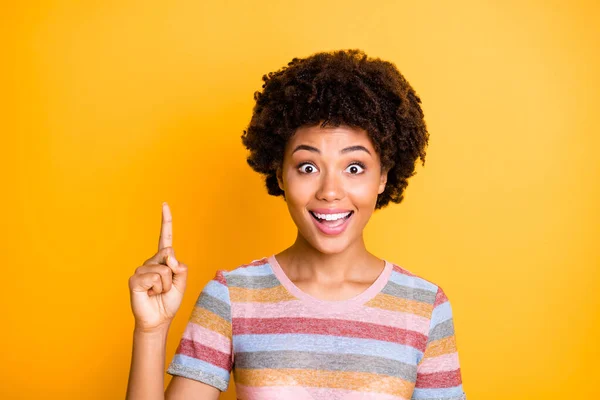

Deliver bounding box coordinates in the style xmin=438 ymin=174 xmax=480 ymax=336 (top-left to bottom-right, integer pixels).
xmin=309 ymin=210 xmax=354 ymax=236
xmin=310 ymin=208 xmax=353 ymax=214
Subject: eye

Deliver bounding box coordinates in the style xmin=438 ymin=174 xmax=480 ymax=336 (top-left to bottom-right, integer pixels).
xmin=345 ymin=162 xmax=365 ymax=175
xmin=298 ymin=163 xmax=318 ymax=174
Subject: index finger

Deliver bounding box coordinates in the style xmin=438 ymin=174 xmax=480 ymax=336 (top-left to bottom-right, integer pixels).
xmin=158 ymin=202 xmax=173 ymax=251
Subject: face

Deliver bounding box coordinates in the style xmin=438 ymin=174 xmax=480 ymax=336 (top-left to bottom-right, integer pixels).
xmin=276 ymin=123 xmax=388 ymax=255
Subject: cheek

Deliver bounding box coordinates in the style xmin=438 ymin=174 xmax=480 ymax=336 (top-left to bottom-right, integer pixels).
xmin=347 ymin=179 xmax=380 ymax=204
xmin=284 ymin=174 xmax=314 ymax=205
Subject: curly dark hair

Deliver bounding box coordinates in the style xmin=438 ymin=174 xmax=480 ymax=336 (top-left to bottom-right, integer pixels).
xmin=240 ymin=48 xmax=429 ymax=209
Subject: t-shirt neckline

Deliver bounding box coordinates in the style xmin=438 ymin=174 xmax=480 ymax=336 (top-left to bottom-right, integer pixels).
xmin=267 ymin=254 xmax=393 ymax=308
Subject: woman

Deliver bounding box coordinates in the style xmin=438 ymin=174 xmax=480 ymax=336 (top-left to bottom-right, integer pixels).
xmin=127 ymin=49 xmax=466 ymax=400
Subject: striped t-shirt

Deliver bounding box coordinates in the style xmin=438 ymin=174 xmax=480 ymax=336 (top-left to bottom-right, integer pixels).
xmin=167 ymin=255 xmax=466 ymax=399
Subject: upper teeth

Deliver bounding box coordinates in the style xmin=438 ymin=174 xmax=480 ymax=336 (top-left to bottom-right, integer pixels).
xmin=313 ymin=211 xmax=351 ymax=221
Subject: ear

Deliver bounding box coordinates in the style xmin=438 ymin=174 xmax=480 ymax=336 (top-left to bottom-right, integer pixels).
xmin=378 ymin=167 xmax=388 ymax=194
xmin=276 ymin=166 xmax=284 ymax=191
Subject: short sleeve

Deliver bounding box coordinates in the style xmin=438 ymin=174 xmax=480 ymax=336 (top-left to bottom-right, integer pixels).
xmin=411 ymin=286 xmax=466 ymax=400
xmin=166 ymin=270 xmax=233 ymax=392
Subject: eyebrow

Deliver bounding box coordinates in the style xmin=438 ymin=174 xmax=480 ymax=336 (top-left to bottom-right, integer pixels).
xmin=291 ymin=144 xmax=372 ymax=156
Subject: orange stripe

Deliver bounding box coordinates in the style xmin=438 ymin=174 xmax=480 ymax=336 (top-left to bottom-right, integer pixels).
xmin=365 ymin=293 xmax=433 ymax=318
xmin=190 ymin=307 xmax=231 ymax=338
xmin=420 ymin=335 xmax=457 ymax=360
xmin=234 ymin=368 xmax=415 ymax=397
xmin=229 ymin=285 xmax=297 ymax=303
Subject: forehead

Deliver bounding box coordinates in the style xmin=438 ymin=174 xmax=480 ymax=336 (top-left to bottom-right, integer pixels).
xmin=286 ymin=124 xmax=375 ymax=150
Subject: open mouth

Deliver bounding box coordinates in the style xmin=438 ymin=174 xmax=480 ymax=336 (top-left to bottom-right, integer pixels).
xmin=309 ymin=210 xmax=354 ymax=232
xmin=309 ymin=210 xmax=353 ymax=221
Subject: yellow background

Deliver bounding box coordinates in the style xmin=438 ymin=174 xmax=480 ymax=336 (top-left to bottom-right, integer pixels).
xmin=2 ymin=0 xmax=599 ymax=398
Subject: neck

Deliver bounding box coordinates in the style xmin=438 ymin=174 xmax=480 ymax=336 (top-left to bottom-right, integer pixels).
xmin=277 ymin=230 xmax=379 ymax=282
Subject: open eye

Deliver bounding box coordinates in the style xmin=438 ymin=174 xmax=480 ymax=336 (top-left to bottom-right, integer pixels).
xmin=298 ymin=163 xmax=318 ymax=174
xmin=345 ymin=162 xmax=365 ymax=175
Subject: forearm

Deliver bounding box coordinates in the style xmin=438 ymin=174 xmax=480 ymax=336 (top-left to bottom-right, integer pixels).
xmin=126 ymin=325 xmax=170 ymax=400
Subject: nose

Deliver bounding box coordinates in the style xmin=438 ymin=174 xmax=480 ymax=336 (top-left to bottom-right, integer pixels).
xmin=316 ymin=170 xmax=344 ymax=202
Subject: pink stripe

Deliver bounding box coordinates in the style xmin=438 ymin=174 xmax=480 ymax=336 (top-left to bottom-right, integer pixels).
xmin=305 ymin=387 xmax=409 ymax=400
xmin=232 ymin=300 xmax=430 ymax=335
xmin=417 ymin=352 xmax=460 ymax=374
xmin=182 ymin=322 xmax=231 ymax=354
xmin=236 ymin=257 xmax=269 ymax=269
xmin=176 ymin=338 xmax=232 ymax=371
xmin=235 ymin=384 xmax=409 ymax=400
xmin=213 ymin=270 xmax=227 ymax=285
xmin=235 ymin=383 xmax=314 ymax=400
xmin=232 ymin=317 xmax=427 ymax=350
xmin=392 ymin=264 xmax=417 ymax=277
xmin=433 ymin=287 xmax=448 ymax=307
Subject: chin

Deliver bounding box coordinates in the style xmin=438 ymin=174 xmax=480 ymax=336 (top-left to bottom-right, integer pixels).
xmin=305 ymin=233 xmax=354 ymax=255
xmin=314 ymin=244 xmax=347 ymax=255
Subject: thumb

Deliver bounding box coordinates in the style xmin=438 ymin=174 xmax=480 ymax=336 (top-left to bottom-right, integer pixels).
xmin=166 ymin=255 xmax=187 ymax=290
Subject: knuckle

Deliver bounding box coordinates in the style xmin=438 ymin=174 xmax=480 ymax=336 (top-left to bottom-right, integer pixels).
xmin=157 ymin=247 xmax=174 ymax=260
xmin=142 ymin=257 xmax=153 ymax=266
xmin=160 ymin=265 xmax=171 ymax=275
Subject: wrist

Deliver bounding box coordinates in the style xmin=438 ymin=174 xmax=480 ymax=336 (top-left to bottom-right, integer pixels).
xmin=134 ymin=322 xmax=171 ymax=336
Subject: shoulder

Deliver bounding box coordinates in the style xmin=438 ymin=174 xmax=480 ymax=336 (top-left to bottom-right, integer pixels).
xmin=196 ymin=257 xmax=273 ymax=312
xmin=387 ymin=261 xmax=448 ymax=304
xmin=386 ymin=262 xmax=456 ymax=334
xmin=388 ymin=261 xmax=439 ymax=292
xmin=212 ymin=256 xmax=272 ymax=285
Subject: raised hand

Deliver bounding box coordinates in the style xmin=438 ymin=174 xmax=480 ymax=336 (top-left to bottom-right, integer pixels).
xmin=128 ymin=202 xmax=188 ymax=332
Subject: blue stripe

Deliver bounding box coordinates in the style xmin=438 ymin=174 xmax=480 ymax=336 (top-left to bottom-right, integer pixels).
xmin=228 ymin=264 xmax=274 ymax=276
xmin=388 ymin=271 xmax=438 ymax=293
xmin=170 ymin=354 xmax=230 ymax=381
xmin=430 ymin=301 xmax=452 ymax=328
xmin=202 ymin=280 xmax=230 ymax=304
xmin=233 ymin=333 xmax=422 ymax=364
xmin=412 ymin=384 xmax=464 ymax=399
